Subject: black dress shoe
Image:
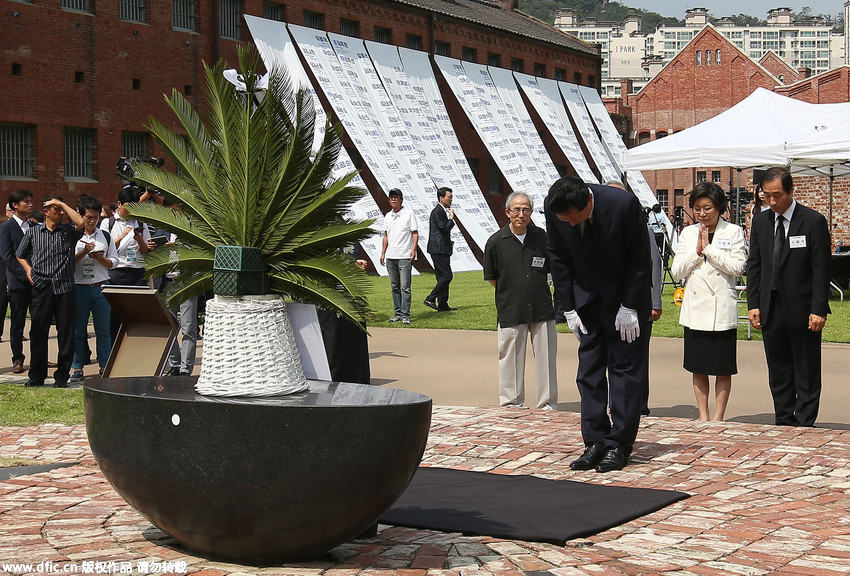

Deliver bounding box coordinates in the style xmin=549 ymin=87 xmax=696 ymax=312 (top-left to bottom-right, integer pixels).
xmin=569 ymin=444 xmax=605 ymax=470
xmin=53 ymin=381 xmax=68 ymax=389
xmin=595 ymin=447 xmax=629 ymax=473
xmin=24 ymin=379 xmax=44 ymax=387
xmin=437 ymin=305 xmax=458 ymax=311
xmin=423 ymin=299 xmax=438 ymax=311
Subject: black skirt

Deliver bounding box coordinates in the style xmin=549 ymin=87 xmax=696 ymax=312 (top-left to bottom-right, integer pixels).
xmin=683 ymin=327 xmax=737 ymax=376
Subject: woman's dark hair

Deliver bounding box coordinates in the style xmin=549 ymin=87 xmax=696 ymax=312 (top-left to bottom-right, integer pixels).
xmin=688 ymin=181 xmax=728 ymax=214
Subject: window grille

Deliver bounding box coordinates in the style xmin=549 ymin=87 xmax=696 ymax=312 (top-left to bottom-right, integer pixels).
xmin=0 ymin=124 xmax=34 ymax=178
xmin=303 ymin=10 xmax=324 ymax=30
xmin=374 ymin=27 xmax=391 ymax=44
xmin=262 ymin=2 xmax=284 ymax=21
xmin=435 ymin=42 xmax=450 ymax=57
xmin=173 ymin=0 xmax=196 ymax=32
xmin=64 ymin=128 xmax=95 ymax=180
xmin=122 ymin=132 xmax=150 ymax=159
xmin=220 ymin=0 xmax=240 ymax=40
xmin=119 ymin=0 xmax=145 ymax=22
xmin=405 ymin=34 xmax=422 ymax=50
xmin=62 ymin=0 xmax=90 ymax=12
xmin=340 ymin=19 xmax=358 ymax=37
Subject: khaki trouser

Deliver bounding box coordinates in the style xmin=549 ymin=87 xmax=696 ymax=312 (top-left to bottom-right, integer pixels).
xmin=497 ymin=320 xmax=558 ymax=409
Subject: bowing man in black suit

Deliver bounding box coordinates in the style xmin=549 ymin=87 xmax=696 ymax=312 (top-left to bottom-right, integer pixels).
xmin=747 ymin=167 xmax=831 ymax=427
xmin=0 ymin=189 xmax=35 ymax=374
xmin=424 ymin=187 xmax=457 ymax=312
xmin=546 ymin=176 xmax=651 ymax=473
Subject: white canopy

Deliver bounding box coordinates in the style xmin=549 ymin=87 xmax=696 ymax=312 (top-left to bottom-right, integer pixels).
xmin=623 ymin=88 xmax=850 ymax=171
xmin=787 ymin=119 xmax=850 ymax=177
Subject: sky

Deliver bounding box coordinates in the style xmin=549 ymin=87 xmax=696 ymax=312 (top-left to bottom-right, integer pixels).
xmin=622 ymin=1 xmax=844 ymax=19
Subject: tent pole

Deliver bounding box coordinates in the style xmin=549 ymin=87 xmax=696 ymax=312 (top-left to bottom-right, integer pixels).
xmin=829 ymin=166 xmax=834 ymax=243
xmin=736 ymin=168 xmax=742 ymax=226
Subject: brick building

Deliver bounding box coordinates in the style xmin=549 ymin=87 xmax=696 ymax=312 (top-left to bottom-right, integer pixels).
xmin=0 ymin=0 xmax=600 ymax=209
xmin=608 ymin=24 xmax=850 ymax=246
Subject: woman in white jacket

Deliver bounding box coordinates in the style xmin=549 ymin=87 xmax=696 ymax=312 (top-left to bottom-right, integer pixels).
xmin=672 ymin=182 xmax=747 ymax=421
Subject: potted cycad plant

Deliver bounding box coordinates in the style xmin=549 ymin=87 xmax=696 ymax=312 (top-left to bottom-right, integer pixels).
xmin=126 ymin=47 xmax=374 ymax=396
xmin=83 ymin=47 xmax=432 ymax=562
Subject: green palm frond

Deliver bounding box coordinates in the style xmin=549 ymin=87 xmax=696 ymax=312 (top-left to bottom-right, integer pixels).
xmin=126 ymin=44 xmax=375 ymax=323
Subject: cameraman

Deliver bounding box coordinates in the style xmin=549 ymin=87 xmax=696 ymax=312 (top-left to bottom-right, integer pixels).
xmin=102 ymin=185 xmax=156 ymax=286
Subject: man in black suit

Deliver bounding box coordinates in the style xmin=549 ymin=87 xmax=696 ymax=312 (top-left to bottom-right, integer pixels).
xmin=747 ymin=167 xmax=831 ymax=427
xmin=546 ymin=176 xmax=651 ymax=473
xmin=424 ymin=187 xmax=457 ymax=312
xmin=0 ymin=190 xmax=34 ymax=374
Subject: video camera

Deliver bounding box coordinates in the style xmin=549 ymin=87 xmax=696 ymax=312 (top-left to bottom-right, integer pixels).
xmin=116 ymin=156 xmax=165 ymax=198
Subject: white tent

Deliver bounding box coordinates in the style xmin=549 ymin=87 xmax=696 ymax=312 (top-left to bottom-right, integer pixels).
xmin=787 ymin=119 xmax=850 ymax=177
xmin=623 ymin=88 xmax=850 ymax=171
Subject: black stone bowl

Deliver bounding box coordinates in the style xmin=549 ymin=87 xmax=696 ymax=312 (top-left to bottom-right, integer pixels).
xmin=84 ymin=376 xmax=431 ymax=562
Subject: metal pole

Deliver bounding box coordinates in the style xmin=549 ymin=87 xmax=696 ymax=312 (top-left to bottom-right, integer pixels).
xmin=829 ymin=166 xmax=834 ymax=233
xmin=736 ymin=168 xmax=742 ymax=225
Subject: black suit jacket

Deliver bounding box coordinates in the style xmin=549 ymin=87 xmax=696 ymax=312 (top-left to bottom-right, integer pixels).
xmin=0 ymin=218 xmax=28 ymax=291
xmin=426 ymin=204 xmax=454 ymax=255
xmin=546 ymin=183 xmax=651 ymax=320
xmin=747 ymin=202 xmax=831 ymax=328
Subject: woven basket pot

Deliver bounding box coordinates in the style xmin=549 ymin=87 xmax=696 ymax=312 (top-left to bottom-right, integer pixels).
xmin=195 ymin=295 xmax=308 ymax=396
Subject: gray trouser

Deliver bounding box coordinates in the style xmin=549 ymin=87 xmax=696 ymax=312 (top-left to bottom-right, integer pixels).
xmin=168 ymin=295 xmax=198 ymax=373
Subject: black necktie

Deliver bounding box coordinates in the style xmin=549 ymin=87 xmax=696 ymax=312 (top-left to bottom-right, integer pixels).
xmin=582 ymin=218 xmax=593 ymax=241
xmin=772 ymin=215 xmax=785 ymax=290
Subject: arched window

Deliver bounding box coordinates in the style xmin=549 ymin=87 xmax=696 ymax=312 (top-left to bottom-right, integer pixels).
xmin=638 ymin=131 xmax=651 ymax=145
xmin=715 ymin=49 xmax=721 ymax=65
xmin=705 ymin=50 xmax=712 ymax=66
xmin=696 ymin=50 xmax=702 ymax=66
xmin=656 ymin=131 xmax=668 ymax=139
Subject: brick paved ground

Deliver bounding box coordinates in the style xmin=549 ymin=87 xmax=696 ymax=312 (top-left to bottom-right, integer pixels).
xmin=2 ymin=408 xmax=850 ymax=576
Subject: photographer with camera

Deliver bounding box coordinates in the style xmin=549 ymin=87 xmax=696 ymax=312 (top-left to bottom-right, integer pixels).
xmin=102 ymin=185 xmax=156 ymax=286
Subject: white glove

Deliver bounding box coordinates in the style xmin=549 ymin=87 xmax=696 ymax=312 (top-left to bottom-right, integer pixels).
xmin=564 ymin=310 xmax=587 ymax=341
xmin=614 ymin=305 xmax=640 ymax=344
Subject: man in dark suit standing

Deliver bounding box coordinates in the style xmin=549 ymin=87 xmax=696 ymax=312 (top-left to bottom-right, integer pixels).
xmin=546 ymin=176 xmax=651 ymax=473
xmin=0 ymin=190 xmax=34 ymax=374
xmin=424 ymin=187 xmax=457 ymax=312
xmin=747 ymin=167 xmax=830 ymax=427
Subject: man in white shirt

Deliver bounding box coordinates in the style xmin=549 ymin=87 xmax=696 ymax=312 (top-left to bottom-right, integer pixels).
xmin=379 ymin=189 xmax=418 ymax=325
xmin=102 ymin=186 xmax=155 ymax=287
xmin=70 ymin=196 xmax=119 ymax=382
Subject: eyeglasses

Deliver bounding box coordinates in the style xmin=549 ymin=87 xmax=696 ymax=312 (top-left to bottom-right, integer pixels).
xmin=508 ymin=207 xmax=532 ymax=215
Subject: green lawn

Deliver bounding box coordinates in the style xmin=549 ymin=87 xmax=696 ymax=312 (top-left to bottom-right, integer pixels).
xmin=365 ymin=270 xmax=850 ymax=343
xmin=0 ymin=384 xmax=85 ymax=426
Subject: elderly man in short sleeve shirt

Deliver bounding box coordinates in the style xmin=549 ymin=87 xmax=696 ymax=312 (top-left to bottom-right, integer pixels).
xmin=16 ymin=196 xmax=85 ymax=388
xmin=484 ymin=191 xmax=557 ymax=410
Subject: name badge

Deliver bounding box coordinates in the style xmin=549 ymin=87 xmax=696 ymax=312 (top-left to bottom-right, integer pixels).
xmin=790 ymin=235 xmax=806 ymax=249
xmin=716 ymin=237 xmax=732 ymax=250
xmin=532 ymin=256 xmax=546 ymax=268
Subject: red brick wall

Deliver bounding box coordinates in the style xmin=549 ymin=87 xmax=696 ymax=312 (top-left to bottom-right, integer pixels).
xmin=1 ymin=0 xmax=599 ymax=209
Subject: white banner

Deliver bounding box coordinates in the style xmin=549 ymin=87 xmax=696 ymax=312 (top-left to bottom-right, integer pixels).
xmin=245 ymin=16 xmax=390 ymax=275
xmin=513 ymin=73 xmax=598 ymax=184
xmin=367 ymin=42 xmax=498 ymax=253
xmin=486 ymin=67 xmax=561 ymax=207
xmin=308 ymin=27 xmax=481 ymax=271
xmin=433 ymin=55 xmax=546 ymax=227
xmin=578 ymin=86 xmax=657 ymax=208
xmin=558 ymin=81 xmax=622 ymax=184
